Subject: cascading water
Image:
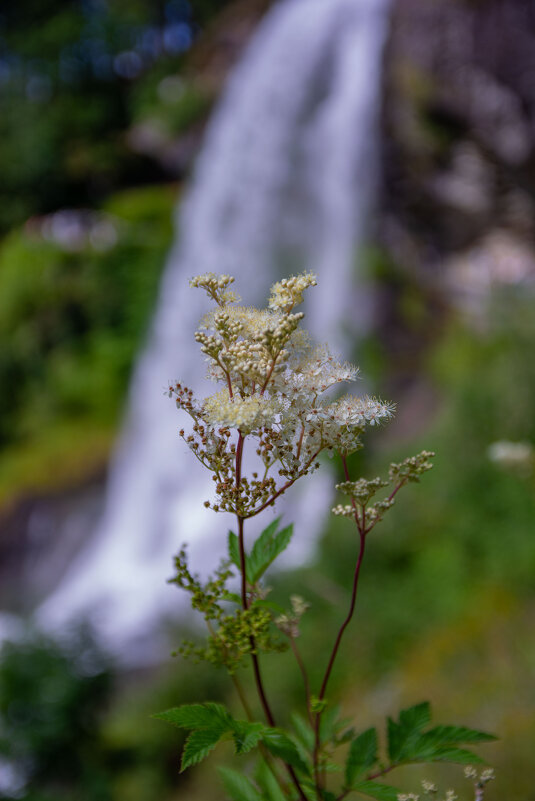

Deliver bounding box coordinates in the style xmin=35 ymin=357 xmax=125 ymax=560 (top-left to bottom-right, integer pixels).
xmin=37 ymin=0 xmax=391 ymax=660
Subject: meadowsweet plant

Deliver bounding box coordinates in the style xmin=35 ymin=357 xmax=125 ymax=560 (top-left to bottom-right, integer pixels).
xmin=155 ymin=273 xmax=496 ymax=801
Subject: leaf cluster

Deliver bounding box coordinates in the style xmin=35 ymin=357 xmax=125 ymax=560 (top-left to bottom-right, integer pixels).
xmin=155 ymin=699 xmax=496 ymax=800
xmin=153 ymin=703 xmax=307 ymax=775
xmin=170 ymin=523 xmax=295 ymax=672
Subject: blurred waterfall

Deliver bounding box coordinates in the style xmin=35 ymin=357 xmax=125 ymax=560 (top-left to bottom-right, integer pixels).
xmin=38 ymin=0 xmax=391 ymax=660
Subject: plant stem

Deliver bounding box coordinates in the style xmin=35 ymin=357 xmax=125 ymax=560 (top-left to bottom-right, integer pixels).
xmin=289 ymin=638 xmax=313 ymax=726
xmin=235 ymin=432 xmax=307 ymax=801
xmin=250 ymin=448 xmax=322 ymax=518
xmin=318 ymin=525 xmax=366 ymax=701
xmin=313 ymin=454 xmax=368 ymax=792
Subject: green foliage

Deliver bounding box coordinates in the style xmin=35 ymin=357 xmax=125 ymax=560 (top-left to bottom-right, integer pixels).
xmin=0 ymin=627 xmax=112 ymax=800
xmin=261 ymin=729 xmax=310 ymax=775
xmin=219 ymin=767 xmax=265 ymax=801
xmin=228 ymin=519 xmax=294 ymax=584
xmin=345 ymin=728 xmax=378 ymax=786
xmin=255 ymin=760 xmax=288 ymax=801
xmin=155 ymin=694 xmax=495 ymax=798
xmin=0 ymin=0 xmax=209 ymax=234
xmin=386 ymin=703 xmax=495 ymax=766
xmin=154 ymin=702 xmax=309 ymax=777
xmin=351 ymin=780 xmax=399 ymax=801
xmin=291 ymin=713 xmax=315 ymax=752
xmin=170 ymin=547 xmax=287 ymax=672
xmin=0 ymin=185 xmax=174 ymax=501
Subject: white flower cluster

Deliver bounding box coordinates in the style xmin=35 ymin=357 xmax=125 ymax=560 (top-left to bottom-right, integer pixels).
xmin=204 ymin=390 xmax=280 ymax=434
xmin=170 ymin=272 xmax=396 ymax=518
xmin=464 ymin=766 xmax=495 ymax=785
xmin=268 ymin=272 xmax=317 ymax=312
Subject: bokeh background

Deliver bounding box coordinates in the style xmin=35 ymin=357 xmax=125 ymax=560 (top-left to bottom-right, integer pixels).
xmin=1 ymin=0 xmax=534 ymax=799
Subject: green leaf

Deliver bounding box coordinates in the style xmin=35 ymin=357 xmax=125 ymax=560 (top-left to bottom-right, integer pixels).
xmin=424 ymin=746 xmax=486 ymax=765
xmin=250 ymin=598 xmax=286 ymax=614
xmin=420 ymin=725 xmax=497 ymax=748
xmin=387 ymin=702 xmax=431 ymax=761
xmin=386 ymin=704 xmax=496 ymax=766
xmin=345 ymin=728 xmax=378 ymax=786
xmin=337 ymin=726 xmax=356 ymax=745
xmin=181 ymin=727 xmax=223 ymax=771
xmin=223 ymin=591 xmax=243 ymax=604
xmin=231 ymin=721 xmax=266 ymax=755
xmin=228 ymin=530 xmax=241 ymax=570
xmin=319 ymin=704 xmax=341 ymax=745
xmin=248 ymin=519 xmax=293 ymax=582
xmin=219 ymin=766 xmax=264 ymax=801
xmin=262 ymin=728 xmax=311 ymax=776
xmin=399 ymin=702 xmax=431 ymax=732
xmin=153 ymin=702 xmax=231 ymax=731
xmin=319 ymin=791 xmax=338 ymax=801
xmin=386 ymin=717 xmax=403 ymax=762
xmin=255 ymin=760 xmax=287 ymax=801
xmin=291 ymin=713 xmax=315 ymax=752
xmin=353 ymin=780 xmax=400 ymax=801
xmin=386 ymin=716 xmax=403 ymax=762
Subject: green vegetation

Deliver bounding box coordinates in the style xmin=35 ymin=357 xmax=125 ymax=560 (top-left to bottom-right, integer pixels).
xmin=1 ymin=286 xmax=533 ymax=798
xmin=0 ymin=184 xmax=176 ymax=504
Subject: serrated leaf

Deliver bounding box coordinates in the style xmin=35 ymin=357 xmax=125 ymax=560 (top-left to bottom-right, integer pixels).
xmin=262 ymin=728 xmax=311 ymax=776
xmin=153 ymin=702 xmax=231 ymax=731
xmin=255 ymin=760 xmax=287 ymax=801
xmin=386 ymin=704 xmax=496 ymax=765
xmin=319 ymin=704 xmax=341 ymax=745
xmin=319 ymin=791 xmax=337 ymax=801
xmin=420 ymin=725 xmax=497 ymax=747
xmin=387 ymin=702 xmax=432 ymax=761
xmin=248 ymin=519 xmax=293 ymax=582
xmin=353 ymin=780 xmax=400 ymax=801
xmin=337 ymin=726 xmax=356 ymax=745
xmin=228 ymin=530 xmax=241 ymax=570
xmin=231 ymin=721 xmax=266 ymax=754
xmin=386 ymin=717 xmax=403 ymax=762
xmin=219 ymin=767 xmax=264 ymax=801
xmin=181 ymin=728 xmax=223 ymax=771
xmin=345 ymin=728 xmax=378 ymax=786
xmin=399 ymin=702 xmax=431 ymax=733
xmin=426 ymin=746 xmax=487 ymax=765
xmin=324 ymin=762 xmax=342 ymax=773
xmin=291 ymin=713 xmax=315 ymax=752
xmin=223 ymin=591 xmax=243 ymax=604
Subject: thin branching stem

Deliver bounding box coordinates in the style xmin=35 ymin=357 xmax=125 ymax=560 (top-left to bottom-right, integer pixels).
xmin=250 ymin=448 xmax=322 ymax=518
xmin=289 ymin=638 xmax=313 ymax=727
xmin=235 ymin=432 xmax=307 ymax=801
xmin=313 ymin=453 xmax=368 ymax=792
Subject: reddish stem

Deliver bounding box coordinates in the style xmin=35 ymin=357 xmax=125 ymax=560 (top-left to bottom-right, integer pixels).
xmin=313 ymin=454 xmax=367 ymax=791
xmin=250 ymin=448 xmax=322 ymax=518
xmin=235 ymin=432 xmax=307 ymax=801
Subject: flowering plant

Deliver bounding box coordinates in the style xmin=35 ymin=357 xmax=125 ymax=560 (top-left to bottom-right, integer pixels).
xmin=155 ymin=273 xmax=496 ymax=801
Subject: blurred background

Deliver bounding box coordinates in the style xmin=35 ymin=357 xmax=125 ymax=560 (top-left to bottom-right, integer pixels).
xmin=0 ymin=0 xmax=534 ymax=798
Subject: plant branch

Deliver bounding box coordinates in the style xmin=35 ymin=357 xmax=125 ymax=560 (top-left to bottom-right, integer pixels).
xmin=313 ymin=453 xmax=369 ymax=793
xmin=289 ymin=637 xmax=314 ymax=727
xmin=250 ymin=448 xmax=322 ymax=518
xmin=235 ymin=433 xmax=307 ymax=801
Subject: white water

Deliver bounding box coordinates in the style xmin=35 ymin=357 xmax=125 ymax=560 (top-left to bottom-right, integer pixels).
xmin=37 ymin=0 xmax=391 ymax=660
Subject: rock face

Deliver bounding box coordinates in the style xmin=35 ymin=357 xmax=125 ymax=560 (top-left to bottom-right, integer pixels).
xmin=382 ymin=0 xmax=535 ymax=279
